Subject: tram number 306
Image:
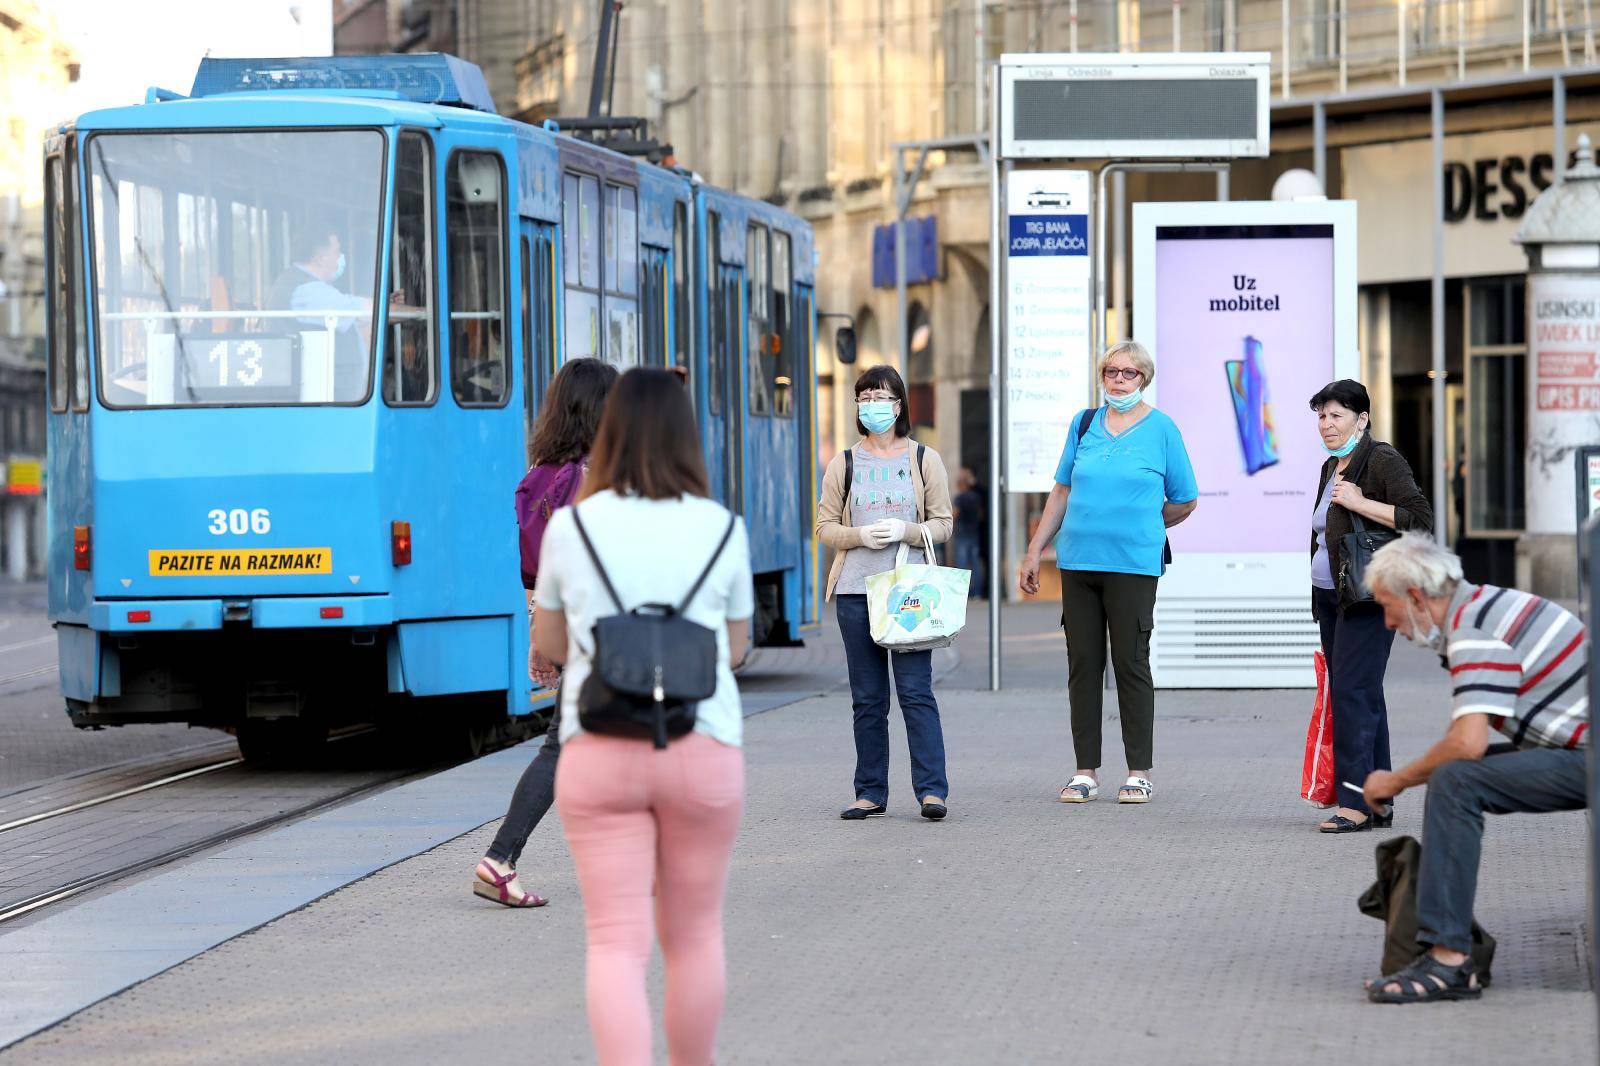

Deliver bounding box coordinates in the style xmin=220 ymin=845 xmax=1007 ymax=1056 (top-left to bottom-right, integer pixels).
xmin=208 ymin=508 xmax=272 ymax=536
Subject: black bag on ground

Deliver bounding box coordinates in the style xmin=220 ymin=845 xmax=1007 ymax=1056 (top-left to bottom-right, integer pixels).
xmin=569 ymin=507 xmax=737 ymax=749
xmin=1357 ymin=834 xmax=1496 ymax=982
xmin=1335 ymin=447 xmax=1398 ymax=611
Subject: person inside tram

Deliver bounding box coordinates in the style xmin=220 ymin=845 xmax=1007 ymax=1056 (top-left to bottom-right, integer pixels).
xmin=269 ymin=221 xmax=407 ymax=401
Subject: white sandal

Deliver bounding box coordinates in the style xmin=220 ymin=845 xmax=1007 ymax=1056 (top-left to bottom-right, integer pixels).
xmin=1059 ymin=775 xmax=1099 ymax=803
xmin=1118 ymin=776 xmax=1154 ymax=804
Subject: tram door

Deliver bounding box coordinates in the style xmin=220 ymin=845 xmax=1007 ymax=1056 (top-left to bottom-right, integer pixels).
xmin=704 ymin=209 xmax=739 ymax=508
xmin=519 ymin=220 xmax=558 ymax=434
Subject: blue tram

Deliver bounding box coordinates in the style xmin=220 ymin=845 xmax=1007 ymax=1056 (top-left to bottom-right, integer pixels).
xmin=42 ymin=54 xmax=821 ymax=756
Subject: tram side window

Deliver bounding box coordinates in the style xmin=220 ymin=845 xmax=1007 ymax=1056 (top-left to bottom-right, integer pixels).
xmin=746 ymin=223 xmax=772 ymax=416
xmin=771 ymin=231 xmax=792 ymax=416
xmin=562 ymin=173 xmax=601 ymax=360
xmin=46 ymin=157 xmax=69 ymax=413
xmin=604 ymin=184 xmax=639 ymax=366
xmin=383 ymin=131 xmax=436 ymax=406
xmin=447 ymin=151 xmax=508 ymax=407
xmin=706 ymin=210 xmax=723 ymax=416
xmin=671 ymin=201 xmax=690 ymax=371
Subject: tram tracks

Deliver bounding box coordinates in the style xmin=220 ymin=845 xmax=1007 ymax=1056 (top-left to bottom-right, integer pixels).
xmin=0 ymin=766 xmax=420 ymax=926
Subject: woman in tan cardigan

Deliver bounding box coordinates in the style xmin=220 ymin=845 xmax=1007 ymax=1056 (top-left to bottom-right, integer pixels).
xmin=815 ymin=365 xmax=954 ymax=821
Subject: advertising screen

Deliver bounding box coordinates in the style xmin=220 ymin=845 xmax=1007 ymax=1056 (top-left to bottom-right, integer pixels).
xmin=1152 ymin=224 xmax=1336 ymax=553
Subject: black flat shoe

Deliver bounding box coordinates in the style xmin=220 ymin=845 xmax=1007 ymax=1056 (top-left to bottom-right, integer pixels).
xmin=920 ymin=801 xmax=947 ymax=821
xmin=840 ymin=802 xmax=886 ymax=820
xmin=1320 ymin=813 xmax=1372 ymax=833
xmin=1372 ymin=811 xmax=1394 ymax=829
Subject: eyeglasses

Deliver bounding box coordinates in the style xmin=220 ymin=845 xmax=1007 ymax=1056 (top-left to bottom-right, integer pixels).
xmin=858 ymin=392 xmax=898 ymax=403
xmin=1102 ymin=367 xmax=1142 ymax=383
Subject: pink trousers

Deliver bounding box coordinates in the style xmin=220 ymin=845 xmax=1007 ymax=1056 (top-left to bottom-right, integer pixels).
xmin=556 ymin=731 xmax=744 ymax=1066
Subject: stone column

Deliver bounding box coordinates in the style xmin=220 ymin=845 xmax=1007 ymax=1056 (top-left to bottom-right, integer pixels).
xmin=1514 ymin=133 xmax=1600 ymax=598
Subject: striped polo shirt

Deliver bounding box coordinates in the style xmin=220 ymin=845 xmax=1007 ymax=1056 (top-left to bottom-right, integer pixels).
xmin=1445 ymin=581 xmax=1589 ymax=750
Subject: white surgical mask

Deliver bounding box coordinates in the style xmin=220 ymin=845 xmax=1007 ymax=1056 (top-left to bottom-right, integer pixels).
xmin=1404 ymin=602 xmax=1443 ymax=653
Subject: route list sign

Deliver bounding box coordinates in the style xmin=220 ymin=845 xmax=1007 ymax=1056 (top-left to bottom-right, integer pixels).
xmin=1005 ymin=169 xmax=1091 ymax=493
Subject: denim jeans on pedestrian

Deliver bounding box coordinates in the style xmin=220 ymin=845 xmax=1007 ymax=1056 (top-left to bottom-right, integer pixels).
xmin=835 ymin=594 xmax=948 ymax=806
xmin=1416 ymin=746 xmax=1588 ymax=952
xmin=952 ymin=535 xmax=985 ymax=597
xmin=486 ymin=706 xmax=561 ymax=865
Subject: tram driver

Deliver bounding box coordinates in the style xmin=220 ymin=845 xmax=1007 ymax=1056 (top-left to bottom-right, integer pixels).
xmin=268 ymin=222 xmax=391 ymax=401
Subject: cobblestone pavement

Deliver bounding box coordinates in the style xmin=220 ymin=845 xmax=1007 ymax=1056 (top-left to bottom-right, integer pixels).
xmin=7 ymin=637 xmax=1593 ymax=1065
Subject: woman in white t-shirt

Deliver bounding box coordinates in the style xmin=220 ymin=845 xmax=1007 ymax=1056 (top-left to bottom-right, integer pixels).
xmin=534 ymin=368 xmax=752 ymax=1066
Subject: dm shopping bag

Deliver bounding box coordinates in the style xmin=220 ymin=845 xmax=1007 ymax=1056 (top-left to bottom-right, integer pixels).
xmin=865 ymin=528 xmax=971 ymax=652
xmin=1300 ymin=649 xmax=1335 ymax=808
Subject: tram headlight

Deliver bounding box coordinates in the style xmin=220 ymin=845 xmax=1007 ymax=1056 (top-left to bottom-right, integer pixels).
xmin=391 ymin=520 xmax=412 ymax=567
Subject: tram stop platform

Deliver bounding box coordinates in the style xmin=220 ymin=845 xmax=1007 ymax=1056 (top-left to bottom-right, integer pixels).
xmin=1 ymin=630 xmax=1594 ymax=1064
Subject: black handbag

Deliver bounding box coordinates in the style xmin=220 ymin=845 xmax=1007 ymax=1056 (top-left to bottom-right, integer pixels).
xmin=1335 ymin=448 xmax=1398 ymax=611
xmin=569 ymin=507 xmax=738 ymax=749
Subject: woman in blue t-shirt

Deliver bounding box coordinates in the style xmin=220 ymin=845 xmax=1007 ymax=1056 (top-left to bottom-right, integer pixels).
xmin=1019 ymin=341 xmax=1198 ymax=805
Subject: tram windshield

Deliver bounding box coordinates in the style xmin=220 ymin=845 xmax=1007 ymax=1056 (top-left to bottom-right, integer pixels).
xmin=85 ymin=129 xmax=386 ymax=407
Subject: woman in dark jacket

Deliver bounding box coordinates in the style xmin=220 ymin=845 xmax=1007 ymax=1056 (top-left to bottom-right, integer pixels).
xmin=1308 ymin=379 xmax=1433 ymax=833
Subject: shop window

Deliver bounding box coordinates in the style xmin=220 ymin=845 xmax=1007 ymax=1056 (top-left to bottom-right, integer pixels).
xmin=447 ymin=151 xmax=508 ymax=406
xmin=1465 ymin=278 xmax=1526 ymax=536
xmin=383 ymin=131 xmax=436 ymax=406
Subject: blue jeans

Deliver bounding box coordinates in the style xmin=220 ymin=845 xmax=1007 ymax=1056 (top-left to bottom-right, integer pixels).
xmin=952 ymin=535 xmax=985 ymax=597
xmin=835 ymin=594 xmax=948 ymax=805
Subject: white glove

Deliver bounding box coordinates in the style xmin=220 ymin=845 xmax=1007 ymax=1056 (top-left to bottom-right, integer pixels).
xmin=858 ymin=523 xmax=895 ymax=550
xmin=876 ymin=518 xmax=908 ymax=543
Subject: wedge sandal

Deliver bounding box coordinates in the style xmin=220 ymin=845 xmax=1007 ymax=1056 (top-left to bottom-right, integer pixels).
xmin=473 ymin=859 xmax=548 ymax=909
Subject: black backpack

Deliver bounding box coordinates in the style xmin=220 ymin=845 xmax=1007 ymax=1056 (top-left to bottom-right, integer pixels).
xmin=570 ymin=507 xmax=738 ymax=749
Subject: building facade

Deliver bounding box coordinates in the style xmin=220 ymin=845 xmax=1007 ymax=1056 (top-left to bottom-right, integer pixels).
xmin=0 ymin=0 xmax=74 ymax=579
xmin=343 ymin=0 xmax=1599 ymax=587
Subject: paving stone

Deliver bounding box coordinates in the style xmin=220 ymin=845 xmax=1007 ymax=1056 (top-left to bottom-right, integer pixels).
xmin=5 ymin=631 xmax=1593 ymax=1065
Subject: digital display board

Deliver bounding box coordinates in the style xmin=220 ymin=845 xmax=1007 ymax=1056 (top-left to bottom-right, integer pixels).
xmin=1151 ymin=224 xmax=1336 ymax=553
xmin=176 ymin=335 xmax=299 ymax=402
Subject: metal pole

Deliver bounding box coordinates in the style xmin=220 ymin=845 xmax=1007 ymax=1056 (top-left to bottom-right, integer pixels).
xmin=1431 ymin=89 xmax=1448 ymax=543
xmin=586 ymin=0 xmax=617 ymax=118
xmin=1112 ymin=170 xmax=1127 ymax=342
xmin=1281 ymin=0 xmax=1291 ymax=97
xmin=1314 ymin=100 xmax=1327 ymax=192
xmin=894 ymin=150 xmax=909 ymax=375
xmin=1523 ymin=0 xmax=1532 ymax=71
xmin=1399 ymin=0 xmax=1408 ymax=86
xmin=1094 ymin=165 xmax=1110 ymax=362
xmin=1216 ymin=168 xmax=1230 ymax=201
xmin=988 ymin=64 xmax=1003 ymax=692
xmin=1555 ymin=73 xmax=1567 ymax=187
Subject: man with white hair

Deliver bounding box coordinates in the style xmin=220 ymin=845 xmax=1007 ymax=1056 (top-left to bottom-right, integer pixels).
xmin=1359 ymin=532 xmax=1588 ymax=1003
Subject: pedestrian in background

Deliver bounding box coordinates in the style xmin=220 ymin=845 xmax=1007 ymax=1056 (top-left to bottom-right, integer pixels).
xmin=472 ymin=357 xmax=617 ymax=909
xmin=1019 ymin=340 xmax=1198 ymax=806
xmin=951 ymin=466 xmax=986 ymax=597
xmin=1307 ymin=379 xmax=1432 ymax=833
xmin=536 ymin=368 xmax=752 ymax=1066
xmin=815 ymin=365 xmax=954 ymax=821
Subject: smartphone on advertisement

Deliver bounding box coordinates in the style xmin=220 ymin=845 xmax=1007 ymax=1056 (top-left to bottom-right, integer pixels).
xmin=1224 ymin=337 xmax=1280 ymax=476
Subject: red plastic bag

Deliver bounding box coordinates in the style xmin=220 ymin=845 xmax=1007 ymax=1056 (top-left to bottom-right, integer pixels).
xmin=1301 ymin=650 xmax=1335 ymax=808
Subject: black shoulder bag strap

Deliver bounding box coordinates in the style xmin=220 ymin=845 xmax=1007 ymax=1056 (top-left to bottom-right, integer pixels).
xmin=570 ymin=506 xmax=738 ymax=617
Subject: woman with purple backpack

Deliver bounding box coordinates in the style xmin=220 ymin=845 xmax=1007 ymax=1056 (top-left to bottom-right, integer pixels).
xmin=473 ymin=357 xmax=618 ymax=909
